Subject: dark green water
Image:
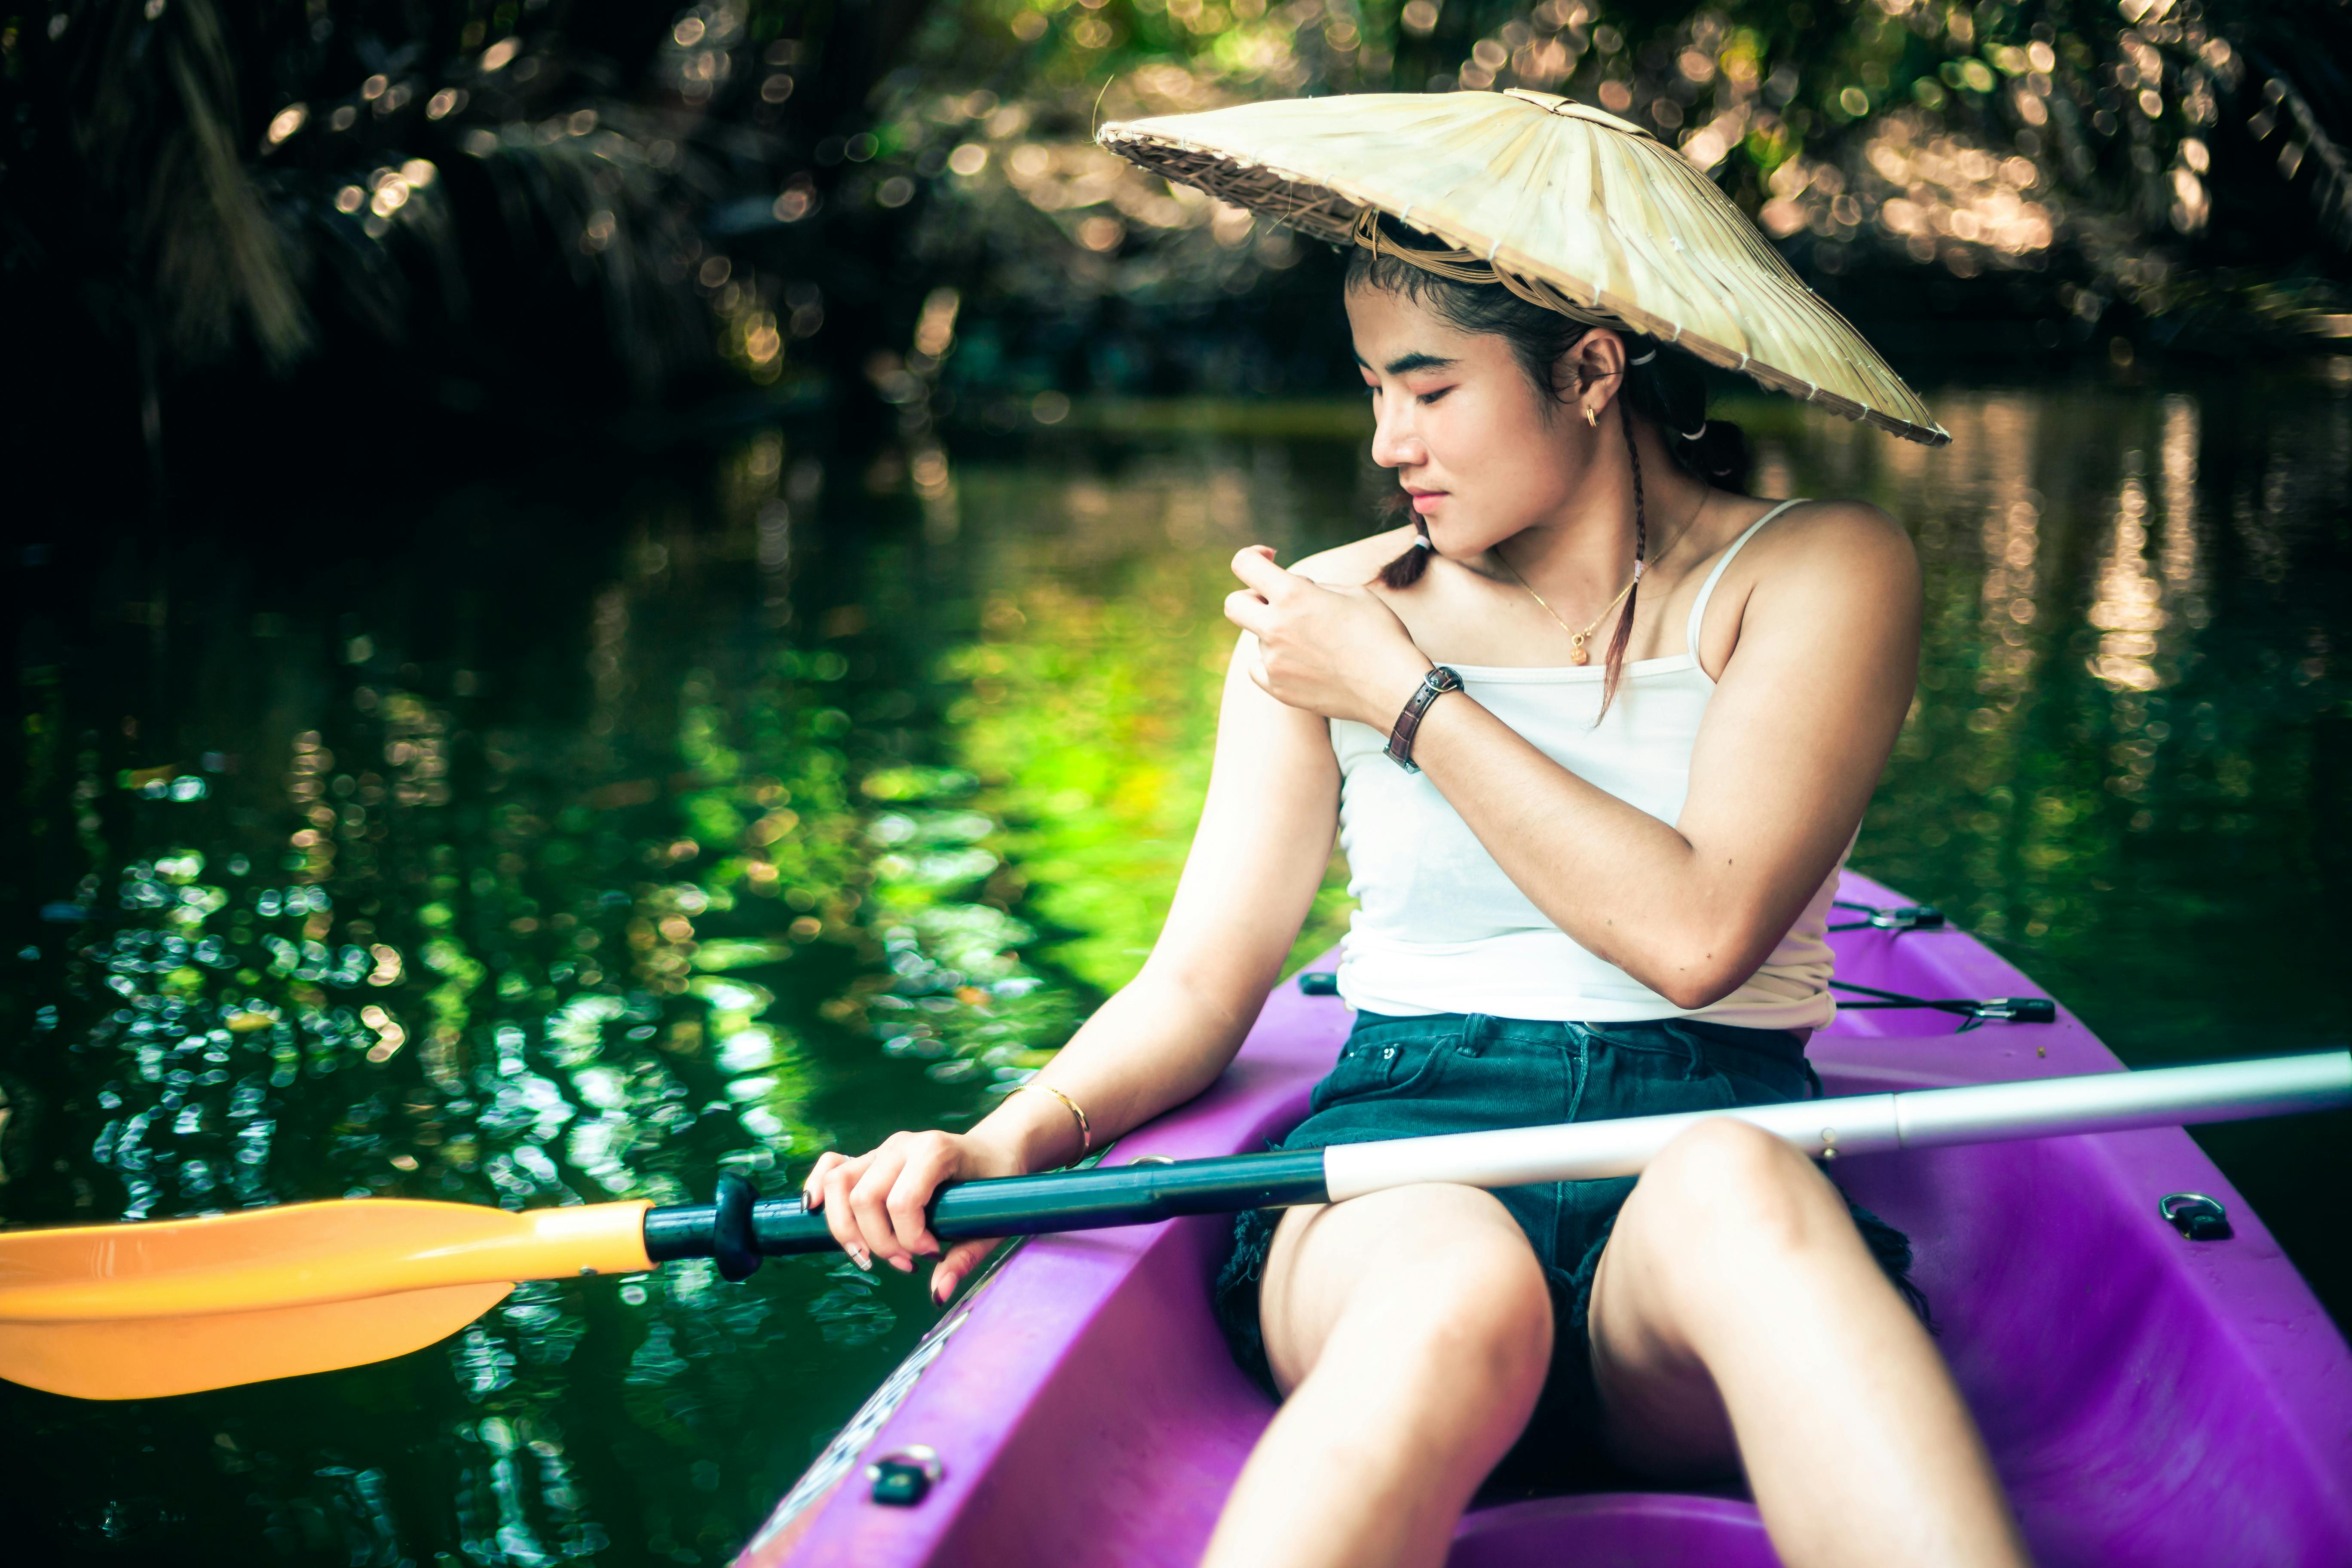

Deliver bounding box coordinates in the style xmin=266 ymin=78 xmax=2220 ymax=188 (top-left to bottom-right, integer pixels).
xmin=3 ymin=374 xmax=2347 ymax=1564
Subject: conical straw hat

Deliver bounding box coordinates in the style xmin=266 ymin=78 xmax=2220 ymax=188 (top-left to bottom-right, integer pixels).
xmin=1099 ymin=90 xmax=1947 ymax=446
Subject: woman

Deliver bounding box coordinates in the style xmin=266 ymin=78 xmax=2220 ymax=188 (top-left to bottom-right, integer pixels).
xmin=804 ymin=180 xmax=2028 ymax=1568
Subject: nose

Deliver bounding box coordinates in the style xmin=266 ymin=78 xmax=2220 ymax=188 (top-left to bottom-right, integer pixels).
xmin=1369 ymin=397 xmax=1425 ymax=472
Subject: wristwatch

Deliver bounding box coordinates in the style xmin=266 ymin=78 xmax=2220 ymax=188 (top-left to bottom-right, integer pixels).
xmin=1385 ymin=666 xmax=1465 ymax=773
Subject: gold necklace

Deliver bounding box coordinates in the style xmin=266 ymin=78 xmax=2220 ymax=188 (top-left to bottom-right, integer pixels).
xmin=1494 ymin=499 xmax=1706 ymax=666
xmin=1494 ymin=550 xmax=1632 ymax=667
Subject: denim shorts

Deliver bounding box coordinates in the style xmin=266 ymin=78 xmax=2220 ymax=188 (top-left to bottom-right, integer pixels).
xmin=1211 ymin=1011 xmax=1924 ymax=1490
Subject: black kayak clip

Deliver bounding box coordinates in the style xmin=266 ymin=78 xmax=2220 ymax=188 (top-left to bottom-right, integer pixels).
xmin=1829 ymin=901 xmax=1948 ymax=934
xmin=868 ymin=1446 xmax=943 ymax=1506
xmin=1828 ymin=980 xmax=2058 ymax=1032
xmin=2159 ymin=1192 xmax=2233 ymax=1241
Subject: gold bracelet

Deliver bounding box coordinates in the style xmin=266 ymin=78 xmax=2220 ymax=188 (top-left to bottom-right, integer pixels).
xmin=1024 ymin=1081 xmax=1091 ymax=1157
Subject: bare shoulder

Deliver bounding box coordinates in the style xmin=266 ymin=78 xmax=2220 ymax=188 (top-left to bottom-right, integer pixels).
xmin=1744 ymin=497 xmax=1917 ymax=600
xmin=1288 ymin=527 xmax=1418 ymax=589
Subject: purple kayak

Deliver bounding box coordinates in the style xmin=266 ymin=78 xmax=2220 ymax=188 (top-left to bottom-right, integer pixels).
xmin=742 ymin=873 xmax=2352 ymax=1566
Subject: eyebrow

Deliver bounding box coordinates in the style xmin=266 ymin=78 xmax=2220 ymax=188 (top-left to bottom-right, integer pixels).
xmin=1354 ymin=350 xmax=1458 ymax=376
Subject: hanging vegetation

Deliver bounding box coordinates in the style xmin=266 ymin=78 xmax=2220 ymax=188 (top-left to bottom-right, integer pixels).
xmin=1 ymin=0 xmax=2345 ymax=475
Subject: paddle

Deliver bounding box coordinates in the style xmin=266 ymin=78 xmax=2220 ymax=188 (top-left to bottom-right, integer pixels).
xmin=5 ymin=1050 xmax=2345 ymax=1401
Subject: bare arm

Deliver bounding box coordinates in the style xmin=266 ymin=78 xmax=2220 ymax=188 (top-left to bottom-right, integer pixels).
xmin=804 ymin=632 xmax=1341 ymax=1295
xmin=1229 ymin=506 xmax=1920 ymax=1010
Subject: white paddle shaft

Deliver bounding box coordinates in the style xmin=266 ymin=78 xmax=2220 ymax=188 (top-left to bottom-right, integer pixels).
xmin=1319 ymin=1050 xmax=2352 ymax=1202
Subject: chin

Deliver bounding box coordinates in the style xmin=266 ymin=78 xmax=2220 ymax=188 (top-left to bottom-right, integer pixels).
xmin=1429 ymin=516 xmax=1498 ymax=557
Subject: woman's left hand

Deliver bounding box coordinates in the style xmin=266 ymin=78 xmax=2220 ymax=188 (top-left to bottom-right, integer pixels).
xmin=1224 ymin=547 xmax=1432 ymax=727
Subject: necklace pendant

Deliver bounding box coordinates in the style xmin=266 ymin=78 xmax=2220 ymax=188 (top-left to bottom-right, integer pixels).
xmin=1569 ymin=641 xmax=1591 ymax=667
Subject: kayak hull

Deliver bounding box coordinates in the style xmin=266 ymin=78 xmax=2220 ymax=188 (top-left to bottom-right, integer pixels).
xmin=745 ymin=874 xmax=2352 ymax=1566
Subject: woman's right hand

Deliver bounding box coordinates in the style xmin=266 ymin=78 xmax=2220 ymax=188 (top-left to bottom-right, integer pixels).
xmin=802 ymin=1128 xmax=1023 ymax=1305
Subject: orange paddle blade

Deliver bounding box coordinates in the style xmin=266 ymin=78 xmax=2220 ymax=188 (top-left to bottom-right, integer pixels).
xmin=0 ymin=1197 xmax=653 ymax=1399
xmin=5 ymin=1280 xmax=519 ymax=1401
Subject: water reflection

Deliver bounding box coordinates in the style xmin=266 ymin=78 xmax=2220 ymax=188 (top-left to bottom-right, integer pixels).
xmin=946 ymin=444 xmax=1360 ymax=992
xmin=1846 ymin=377 xmax=2349 ymax=1333
xmin=0 ymin=440 xmax=1093 ymax=1562
xmin=3 ymin=376 xmax=2348 ymax=1562
xmin=2088 ymin=456 xmax=2165 ymax=695
xmin=2159 ymin=396 xmax=2207 ymax=627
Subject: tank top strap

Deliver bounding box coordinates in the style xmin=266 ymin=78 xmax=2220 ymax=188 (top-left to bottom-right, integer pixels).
xmin=1684 ymin=498 xmax=1808 ymax=662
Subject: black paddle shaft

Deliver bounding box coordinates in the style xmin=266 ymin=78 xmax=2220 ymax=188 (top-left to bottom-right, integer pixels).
xmin=640 ymin=1148 xmax=1331 ymax=1281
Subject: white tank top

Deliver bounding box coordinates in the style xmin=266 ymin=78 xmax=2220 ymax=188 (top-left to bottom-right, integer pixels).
xmin=1332 ymin=500 xmax=1840 ymax=1031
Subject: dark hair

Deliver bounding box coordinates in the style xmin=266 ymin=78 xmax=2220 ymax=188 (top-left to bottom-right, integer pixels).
xmin=1347 ymin=236 xmax=1750 ymax=712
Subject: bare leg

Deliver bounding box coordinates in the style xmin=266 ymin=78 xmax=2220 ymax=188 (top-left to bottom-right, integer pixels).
xmin=1201 ymin=1184 xmax=1552 ymax=1568
xmin=1589 ymin=1118 xmax=2031 ymax=1568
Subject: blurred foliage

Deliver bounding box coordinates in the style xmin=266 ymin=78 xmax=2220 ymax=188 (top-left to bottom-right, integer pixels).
xmin=6 ymin=0 xmax=2349 ymax=484
xmin=883 ymin=0 xmax=2352 ymax=371
xmin=0 ymin=0 xmax=917 ymax=466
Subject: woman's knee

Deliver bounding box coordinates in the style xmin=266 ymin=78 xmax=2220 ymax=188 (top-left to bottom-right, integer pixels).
xmin=1331 ymin=1225 xmax=1552 ymax=1393
xmin=1266 ymin=1189 xmax=1553 ymax=1396
xmin=1383 ymin=1235 xmax=1555 ymax=1387
xmin=1629 ymin=1117 xmax=1844 ymax=1264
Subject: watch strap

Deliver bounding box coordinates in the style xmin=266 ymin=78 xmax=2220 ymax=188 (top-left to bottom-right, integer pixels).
xmin=1385 ymin=666 xmax=1464 ymax=773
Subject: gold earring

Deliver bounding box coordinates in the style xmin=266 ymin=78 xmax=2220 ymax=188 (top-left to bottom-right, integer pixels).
xmin=1583 ymin=405 xmax=1599 ymax=427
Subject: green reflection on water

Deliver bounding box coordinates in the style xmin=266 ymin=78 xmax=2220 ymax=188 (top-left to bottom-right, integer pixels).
xmin=3 ymin=376 xmax=2348 ymax=1562
xmin=944 ymin=456 xmax=1359 ymax=992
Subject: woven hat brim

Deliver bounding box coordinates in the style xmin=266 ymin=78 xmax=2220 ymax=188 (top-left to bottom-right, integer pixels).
xmin=1100 ymin=92 xmax=1948 ymax=447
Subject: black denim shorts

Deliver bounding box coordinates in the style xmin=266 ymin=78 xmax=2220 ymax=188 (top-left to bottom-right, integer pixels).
xmin=1211 ymin=1011 xmax=1923 ymax=1490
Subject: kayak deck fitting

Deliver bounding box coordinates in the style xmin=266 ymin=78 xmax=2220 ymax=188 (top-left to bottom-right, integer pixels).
xmin=743 ymin=873 xmax=2352 ymax=1566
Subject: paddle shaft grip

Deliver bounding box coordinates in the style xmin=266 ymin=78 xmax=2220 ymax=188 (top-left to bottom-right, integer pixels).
xmin=641 ymin=1148 xmax=1331 ymax=1263
xmin=640 ymin=1052 xmax=2352 ymax=1268
xmin=1323 ymin=1049 xmax=2352 ymax=1198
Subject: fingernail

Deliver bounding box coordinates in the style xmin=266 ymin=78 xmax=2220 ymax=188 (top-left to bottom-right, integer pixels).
xmin=848 ymin=1244 xmax=871 ymax=1271
xmin=890 ymin=1256 xmax=913 ymax=1274
xmin=931 ymin=1281 xmax=950 ymax=1305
